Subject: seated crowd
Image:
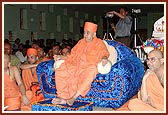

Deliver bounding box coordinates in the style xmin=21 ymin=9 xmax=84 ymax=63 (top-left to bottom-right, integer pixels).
xmin=4 ymin=38 xmax=73 ymax=111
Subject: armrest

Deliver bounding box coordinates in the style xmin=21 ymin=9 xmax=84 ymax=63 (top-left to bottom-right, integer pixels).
xmin=92 ymin=56 xmax=144 ymax=91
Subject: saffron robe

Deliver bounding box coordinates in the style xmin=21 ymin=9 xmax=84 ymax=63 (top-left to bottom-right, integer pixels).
xmin=21 ymin=68 xmax=44 ymax=111
xmin=4 ymin=73 xmax=21 ymax=110
xmin=22 ymin=57 xmax=49 ymax=90
xmin=55 ymin=37 xmax=109 ymax=99
xmin=22 ymin=67 xmax=38 ymax=90
xmin=128 ymin=72 xmax=164 ymax=111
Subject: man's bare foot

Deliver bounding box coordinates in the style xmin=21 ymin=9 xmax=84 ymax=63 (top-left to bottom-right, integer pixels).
xmin=66 ymin=97 xmax=75 ymax=106
xmin=66 ymin=91 xmax=80 ymax=106
xmin=52 ymin=98 xmax=66 ymax=105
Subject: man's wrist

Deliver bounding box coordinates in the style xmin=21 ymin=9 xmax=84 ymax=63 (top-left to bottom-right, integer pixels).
xmin=102 ymin=56 xmax=108 ymax=59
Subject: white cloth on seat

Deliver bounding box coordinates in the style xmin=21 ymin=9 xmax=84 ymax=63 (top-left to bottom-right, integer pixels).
xmin=97 ymin=60 xmax=112 ymax=74
xmin=97 ymin=40 xmax=118 ymax=74
xmin=103 ymin=40 xmax=117 ymax=65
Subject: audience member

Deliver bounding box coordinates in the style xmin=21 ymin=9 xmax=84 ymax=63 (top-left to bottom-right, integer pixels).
xmin=31 ymin=41 xmax=40 ymax=50
xmin=4 ymin=41 xmax=21 ymax=74
xmin=53 ymin=47 xmax=71 ymax=69
xmin=15 ymin=43 xmax=27 ymax=63
xmin=4 ymin=54 xmax=30 ymax=111
xmin=37 ymin=47 xmax=50 ymax=63
xmin=24 ymin=40 xmax=31 ymax=49
xmin=52 ymin=44 xmax=60 ymax=55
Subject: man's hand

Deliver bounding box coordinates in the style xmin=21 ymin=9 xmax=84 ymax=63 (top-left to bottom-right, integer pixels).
xmin=110 ymin=23 xmax=115 ymax=28
xmin=22 ymin=95 xmax=30 ymax=105
xmin=101 ymin=57 xmax=108 ymax=66
xmin=143 ymin=69 xmax=155 ymax=80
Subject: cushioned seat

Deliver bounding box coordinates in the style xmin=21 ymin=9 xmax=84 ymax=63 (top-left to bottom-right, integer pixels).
xmin=36 ymin=40 xmax=144 ymax=110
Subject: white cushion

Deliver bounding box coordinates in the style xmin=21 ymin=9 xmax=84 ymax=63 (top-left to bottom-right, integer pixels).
xmin=103 ymin=40 xmax=118 ymax=65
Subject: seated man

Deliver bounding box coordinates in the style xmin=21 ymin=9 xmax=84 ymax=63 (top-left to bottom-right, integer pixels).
xmin=4 ymin=41 xmax=21 ymax=74
xmin=128 ymin=49 xmax=164 ymax=111
xmin=4 ymin=54 xmax=30 ymax=111
xmin=53 ymin=47 xmax=71 ymax=69
xmin=21 ymin=48 xmax=39 ymax=90
xmin=52 ymin=22 xmax=110 ymax=106
xmin=37 ymin=47 xmax=50 ymax=63
xmin=20 ymin=48 xmax=44 ymax=109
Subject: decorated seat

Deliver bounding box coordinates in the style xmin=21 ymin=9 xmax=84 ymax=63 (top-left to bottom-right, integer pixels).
xmin=36 ymin=40 xmax=144 ymax=110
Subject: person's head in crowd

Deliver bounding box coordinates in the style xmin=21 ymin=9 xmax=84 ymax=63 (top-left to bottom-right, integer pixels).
xmin=4 ymin=42 xmax=12 ymax=55
xmin=31 ymin=41 xmax=40 ymax=50
xmin=52 ymin=44 xmax=60 ymax=55
xmin=27 ymin=48 xmax=38 ymax=64
xmin=47 ymin=47 xmax=54 ymax=59
xmin=18 ymin=43 xmax=24 ymax=51
xmin=61 ymin=47 xmax=71 ymax=57
xmin=4 ymin=39 xmax=10 ymax=43
xmin=25 ymin=40 xmax=30 ymax=45
xmin=37 ymin=47 xmax=46 ymax=59
xmin=14 ymin=38 xmax=20 ymax=45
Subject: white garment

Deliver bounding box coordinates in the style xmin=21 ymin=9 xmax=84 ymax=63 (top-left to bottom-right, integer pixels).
xmin=15 ymin=51 xmax=27 ymax=63
xmin=97 ymin=40 xmax=118 ymax=74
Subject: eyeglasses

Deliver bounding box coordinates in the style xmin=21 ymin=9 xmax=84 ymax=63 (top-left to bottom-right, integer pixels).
xmin=146 ymin=57 xmax=160 ymax=63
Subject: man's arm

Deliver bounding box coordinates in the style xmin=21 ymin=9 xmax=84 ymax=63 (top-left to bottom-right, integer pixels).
xmin=140 ymin=69 xmax=155 ymax=105
xmin=110 ymin=23 xmax=117 ymax=33
xmin=107 ymin=11 xmax=125 ymax=19
xmin=13 ymin=66 xmax=30 ymax=105
xmin=20 ymin=63 xmax=38 ymax=70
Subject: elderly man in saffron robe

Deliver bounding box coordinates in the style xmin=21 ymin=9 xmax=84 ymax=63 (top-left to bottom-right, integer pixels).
xmin=52 ymin=22 xmax=110 ymax=106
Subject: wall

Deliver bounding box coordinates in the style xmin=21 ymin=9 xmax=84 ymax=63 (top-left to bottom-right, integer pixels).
xmin=4 ymin=4 xmax=103 ymax=44
xmin=4 ymin=4 xmax=164 ymax=45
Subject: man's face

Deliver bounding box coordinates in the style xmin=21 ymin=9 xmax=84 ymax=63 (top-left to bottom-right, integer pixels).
xmin=146 ymin=52 xmax=161 ymax=71
xmin=119 ymin=8 xmax=127 ymax=16
xmin=32 ymin=43 xmax=39 ymax=50
xmin=38 ymin=48 xmax=45 ymax=58
xmin=27 ymin=54 xmax=37 ymax=64
xmin=61 ymin=48 xmax=70 ymax=56
xmin=48 ymin=49 xmax=53 ymax=57
xmin=52 ymin=46 xmax=60 ymax=55
xmin=83 ymin=30 xmax=95 ymax=42
xmin=4 ymin=44 xmax=12 ymax=55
